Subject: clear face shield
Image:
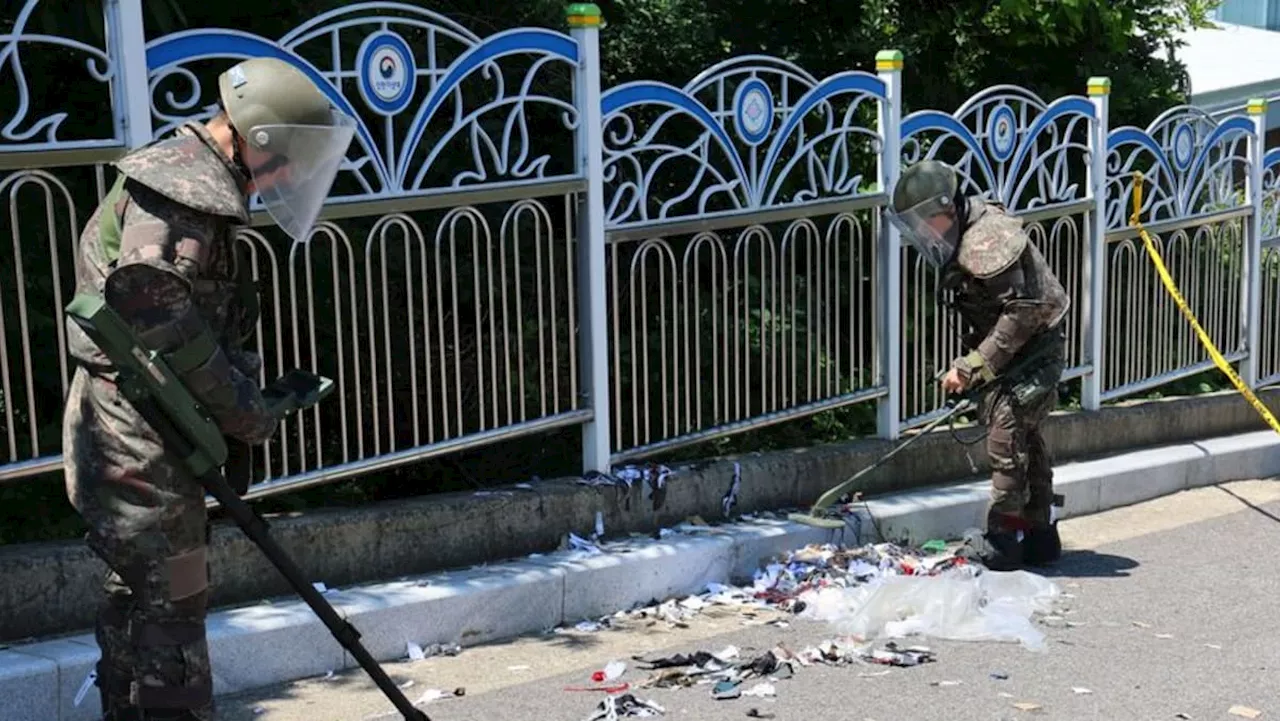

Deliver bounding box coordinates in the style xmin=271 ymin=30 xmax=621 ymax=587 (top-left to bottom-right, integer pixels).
xmin=247 ymin=109 xmax=356 ymax=244
xmin=886 ymin=193 xmax=960 ymax=269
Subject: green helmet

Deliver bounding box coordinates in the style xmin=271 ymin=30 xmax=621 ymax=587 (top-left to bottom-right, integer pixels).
xmin=216 ymin=57 xmax=357 ymax=244
xmin=887 ymin=160 xmax=962 ymax=268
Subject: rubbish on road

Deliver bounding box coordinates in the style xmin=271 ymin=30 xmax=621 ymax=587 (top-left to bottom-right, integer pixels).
xmin=864 ymin=642 xmax=937 ymax=666
xmin=921 ymin=539 xmax=948 ymax=553
xmin=1012 ymin=701 xmax=1042 ymax=712
xmin=745 ymin=710 xmax=776 ymax=719
xmin=1071 ymin=687 xmax=1092 ymax=694
xmin=406 ymin=641 xmax=462 ymax=661
xmin=991 ymin=671 xmax=1010 ymax=680
xmin=713 ymin=680 xmax=742 ymax=699
xmin=1131 ymin=621 xmax=1151 ymax=628
xmin=1229 ymin=706 xmax=1263 ymax=719
xmin=931 ymin=680 xmax=962 ymax=687
xmin=581 ymin=693 xmax=665 ymax=720
xmin=741 ymin=682 xmax=776 ymax=697
xmin=565 ymin=682 xmax=632 ymax=693
xmin=802 ymin=565 xmax=1061 ymax=650
xmin=414 ymin=688 xmax=464 ymax=705
xmin=1175 ymin=713 xmax=1192 ymax=720
xmin=590 ymin=661 xmax=627 ymax=683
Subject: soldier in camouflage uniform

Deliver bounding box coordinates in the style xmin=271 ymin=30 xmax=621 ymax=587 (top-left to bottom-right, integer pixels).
xmin=62 ymin=57 xmax=355 ymax=720
xmin=887 ymin=160 xmax=1070 ymax=571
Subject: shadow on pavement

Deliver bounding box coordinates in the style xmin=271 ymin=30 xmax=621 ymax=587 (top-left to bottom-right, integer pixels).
xmin=1217 ymin=485 xmax=1280 ymax=525
xmin=1030 ymin=548 xmax=1139 ymax=578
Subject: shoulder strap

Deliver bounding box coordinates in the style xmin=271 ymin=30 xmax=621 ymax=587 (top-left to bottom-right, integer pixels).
xmin=97 ymin=174 xmax=134 ymax=266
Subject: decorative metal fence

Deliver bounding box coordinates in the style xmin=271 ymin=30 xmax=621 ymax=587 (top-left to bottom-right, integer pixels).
xmin=2 ymin=1 xmax=1277 ymax=498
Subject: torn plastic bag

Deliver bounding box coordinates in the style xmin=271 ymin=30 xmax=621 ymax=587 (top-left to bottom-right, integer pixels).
xmin=800 ymin=566 xmax=1060 ymax=651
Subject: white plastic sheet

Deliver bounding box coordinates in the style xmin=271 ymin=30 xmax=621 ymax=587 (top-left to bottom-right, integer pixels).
xmin=800 ymin=566 xmax=1061 ymax=651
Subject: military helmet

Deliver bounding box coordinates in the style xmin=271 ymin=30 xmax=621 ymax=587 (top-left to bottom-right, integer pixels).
xmin=214 ymin=57 xmax=357 ymax=245
xmin=217 ymin=57 xmax=333 ymax=156
xmin=886 ymin=160 xmax=963 ymax=269
xmin=891 ymin=160 xmax=958 ymax=213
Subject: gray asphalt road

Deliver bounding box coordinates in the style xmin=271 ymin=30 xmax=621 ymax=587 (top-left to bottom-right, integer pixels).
xmin=217 ymin=480 xmax=1280 ymax=721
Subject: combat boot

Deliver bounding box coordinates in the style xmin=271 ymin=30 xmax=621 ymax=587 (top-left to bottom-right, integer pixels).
xmin=1022 ymin=494 xmax=1064 ymax=566
xmin=956 ymin=527 xmax=1024 ymax=571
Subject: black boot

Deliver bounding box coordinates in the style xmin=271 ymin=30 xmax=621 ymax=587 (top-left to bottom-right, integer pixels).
xmin=957 ymin=528 xmax=1024 ymax=571
xmin=1023 ymin=522 xmax=1061 ymax=566
xmin=1023 ymin=493 xmax=1064 ymax=566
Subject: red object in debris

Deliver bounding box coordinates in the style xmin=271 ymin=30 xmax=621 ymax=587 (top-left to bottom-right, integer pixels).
xmin=564 ymin=682 xmax=630 ymax=693
xmin=591 ymin=670 xmax=606 ymax=682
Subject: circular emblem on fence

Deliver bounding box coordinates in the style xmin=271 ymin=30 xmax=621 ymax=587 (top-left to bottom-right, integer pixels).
xmin=357 ymin=31 xmax=416 ymax=116
xmin=986 ymin=104 xmax=1018 ymax=162
xmin=734 ymin=79 xmax=773 ymax=146
xmin=1173 ymin=122 xmax=1195 ymax=171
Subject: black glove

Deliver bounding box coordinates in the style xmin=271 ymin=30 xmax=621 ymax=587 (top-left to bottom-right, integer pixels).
xmin=224 ymin=438 xmax=254 ymax=496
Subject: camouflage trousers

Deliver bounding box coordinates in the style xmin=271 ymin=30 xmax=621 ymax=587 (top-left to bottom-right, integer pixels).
xmin=980 ymin=353 xmax=1063 ymax=533
xmin=62 ymin=367 xmax=215 ymax=721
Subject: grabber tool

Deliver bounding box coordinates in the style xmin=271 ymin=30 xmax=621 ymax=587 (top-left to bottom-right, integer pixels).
xmin=786 ymin=385 xmax=977 ymax=529
xmin=787 ymin=334 xmax=1062 ymax=530
xmin=65 ymin=294 xmax=431 ymax=721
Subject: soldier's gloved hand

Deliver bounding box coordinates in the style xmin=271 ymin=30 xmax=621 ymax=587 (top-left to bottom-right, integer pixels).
xmin=227 ymin=348 xmax=263 ymax=379
xmin=224 ymin=438 xmax=253 ymax=496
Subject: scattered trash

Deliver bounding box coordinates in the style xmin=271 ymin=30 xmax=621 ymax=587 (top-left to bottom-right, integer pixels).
xmin=581 ymin=693 xmax=665 ymax=720
xmin=1206 ymin=644 xmax=1223 ymax=650
xmin=920 ymin=539 xmax=948 ymax=554
xmin=1071 ymin=687 xmax=1092 ymax=695
xmin=712 ymin=680 xmax=741 ymax=700
xmin=722 ymin=463 xmax=742 ymax=517
xmin=1230 ymin=706 xmax=1263 ymax=719
xmin=991 ymin=671 xmax=1010 ymax=680
xmin=414 ymin=688 xmax=464 ymax=705
xmin=931 ymin=680 xmax=962 ymax=687
xmin=591 ymin=661 xmax=627 ymax=682
xmin=741 ymin=682 xmax=776 ymax=697
xmin=1012 ymin=701 xmax=1042 ymax=712
xmin=1131 ymin=621 xmax=1151 ymax=628
xmin=802 ymin=561 xmax=1062 ymax=650
xmin=406 ymin=641 xmax=462 ymax=661
xmin=509 ymin=665 xmax=531 ymax=672
xmin=1175 ymin=713 xmax=1192 ymax=720
xmin=745 ymin=710 xmax=776 ymax=719
xmin=1154 ymin=633 xmax=1174 ymax=639
xmin=252 ymin=707 xmax=266 ymax=715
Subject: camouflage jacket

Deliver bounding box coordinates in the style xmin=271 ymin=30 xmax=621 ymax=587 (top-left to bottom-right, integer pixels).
xmin=65 ymin=121 xmax=279 ymax=445
xmin=941 ymin=198 xmax=1070 ymax=384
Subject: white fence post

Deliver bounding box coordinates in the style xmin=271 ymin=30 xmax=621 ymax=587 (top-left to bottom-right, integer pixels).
xmin=875 ymin=50 xmax=903 ymax=441
xmin=1242 ymin=97 xmax=1266 ymax=388
xmin=1081 ymin=76 xmax=1110 ymax=411
xmin=568 ymin=3 xmax=612 ymax=473
xmin=105 ymin=0 xmax=153 ymax=148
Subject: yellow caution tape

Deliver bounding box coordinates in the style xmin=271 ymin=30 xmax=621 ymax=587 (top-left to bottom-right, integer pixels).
xmin=1129 ymin=171 xmax=1280 ymax=434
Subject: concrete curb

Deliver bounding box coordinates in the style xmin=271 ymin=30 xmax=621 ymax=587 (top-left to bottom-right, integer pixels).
xmin=6 ymin=428 xmax=1279 ymax=721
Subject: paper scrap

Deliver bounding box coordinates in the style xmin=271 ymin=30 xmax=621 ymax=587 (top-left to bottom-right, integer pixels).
xmin=1072 ymin=687 xmax=1092 ymax=695
xmin=1229 ymin=706 xmax=1262 ymax=719
xmin=742 ymin=682 xmax=776 ymax=698
xmin=1013 ymin=701 xmax=1042 ymax=712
